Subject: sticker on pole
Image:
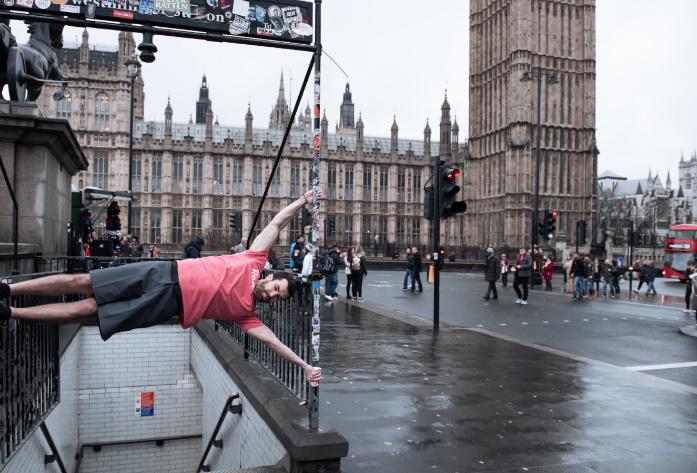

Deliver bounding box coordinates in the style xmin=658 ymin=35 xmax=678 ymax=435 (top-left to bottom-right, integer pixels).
xmin=135 ymin=391 xmax=155 ymax=417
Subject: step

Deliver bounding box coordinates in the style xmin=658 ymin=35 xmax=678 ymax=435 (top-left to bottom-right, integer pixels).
xmin=210 ymin=466 xmax=286 ymax=473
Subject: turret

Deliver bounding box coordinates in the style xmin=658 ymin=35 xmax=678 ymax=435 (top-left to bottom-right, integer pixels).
xmin=79 ymin=29 xmax=89 ymax=66
xmin=391 ymin=115 xmax=399 ymax=155
xmin=245 ymin=103 xmax=253 ymax=144
xmin=424 ymin=119 xmax=432 ymax=159
xmin=164 ymin=97 xmax=172 ymax=140
xmin=321 ymin=110 xmax=328 ymax=141
xmin=439 ymin=91 xmax=452 ymax=160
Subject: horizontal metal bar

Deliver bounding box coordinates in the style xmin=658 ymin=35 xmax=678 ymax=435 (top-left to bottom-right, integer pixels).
xmin=0 ymin=10 xmax=316 ymax=52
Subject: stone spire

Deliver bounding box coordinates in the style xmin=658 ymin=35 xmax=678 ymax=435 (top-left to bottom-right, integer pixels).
xmin=666 ymin=170 xmax=672 ymax=190
xmin=164 ymin=97 xmax=172 ymax=139
xmin=339 ymin=83 xmax=355 ymax=129
xmin=321 ymin=109 xmax=328 ymax=141
xmin=80 ymin=29 xmax=89 ymax=65
xmin=452 ymin=115 xmax=460 ymax=154
xmin=245 ymin=103 xmax=253 ymax=143
xmin=196 ymin=75 xmax=211 ymax=125
xmin=356 ymin=112 xmax=364 ymax=147
xmin=440 ymin=91 xmax=452 ymax=159
xmin=391 ymin=115 xmax=399 ymax=155
xmin=424 ymin=118 xmax=432 ymax=159
xmin=269 ymin=71 xmax=290 ymax=129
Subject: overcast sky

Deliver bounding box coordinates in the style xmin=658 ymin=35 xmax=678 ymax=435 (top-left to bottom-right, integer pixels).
xmin=10 ymin=0 xmax=697 ymax=183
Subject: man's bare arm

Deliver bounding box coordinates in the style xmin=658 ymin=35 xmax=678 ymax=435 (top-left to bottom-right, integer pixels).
xmin=247 ymin=324 xmax=321 ymax=386
xmin=250 ymin=189 xmax=320 ymax=252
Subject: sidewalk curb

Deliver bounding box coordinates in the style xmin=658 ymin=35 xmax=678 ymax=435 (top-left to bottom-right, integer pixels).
xmin=678 ymin=325 xmax=697 ymax=338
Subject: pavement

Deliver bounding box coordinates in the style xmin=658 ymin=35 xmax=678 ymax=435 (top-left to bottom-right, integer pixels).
xmin=317 ymin=272 xmax=697 ymax=473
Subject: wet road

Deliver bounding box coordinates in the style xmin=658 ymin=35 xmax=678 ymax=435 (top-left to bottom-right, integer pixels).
xmin=343 ymin=271 xmax=697 ymax=388
xmin=318 ymin=301 xmax=697 ymax=473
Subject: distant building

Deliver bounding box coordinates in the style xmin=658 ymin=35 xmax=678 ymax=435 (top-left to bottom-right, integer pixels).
xmin=36 ymin=32 xmax=467 ymax=254
xmin=597 ymin=168 xmax=691 ymax=258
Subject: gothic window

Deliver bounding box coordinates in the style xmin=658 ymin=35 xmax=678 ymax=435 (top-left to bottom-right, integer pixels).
xmin=149 ymin=209 xmax=161 ymax=243
xmin=413 ymin=171 xmax=421 ymax=203
xmin=95 ymin=93 xmax=110 ymax=130
xmin=56 ymin=90 xmax=71 ymax=119
xmin=361 ymin=216 xmax=372 ymax=247
xmin=151 ymin=158 xmax=162 ymax=192
xmin=132 ymin=155 xmax=141 ymax=192
xmin=344 ymin=165 xmax=354 ymax=200
xmin=410 ymin=218 xmax=420 ymax=245
xmin=213 ymin=159 xmax=223 ymax=195
xmin=191 ymin=209 xmax=202 ymax=235
xmin=171 ymin=210 xmax=183 ymax=244
xmin=130 ymin=208 xmax=141 ymax=240
xmin=324 ymin=215 xmax=336 ymax=242
xmin=378 ymin=216 xmax=387 ymax=249
xmin=396 ymin=218 xmax=405 ymax=247
xmin=379 ymin=167 xmax=388 ymax=202
xmin=270 ymin=165 xmax=281 ymax=197
xmin=397 ymin=169 xmax=406 ymax=203
xmin=193 ymin=158 xmax=203 ymax=194
xmin=212 ymin=209 xmax=223 ymax=235
xmin=290 ymin=163 xmax=300 ymax=197
xmin=252 ymin=162 xmax=262 ymax=196
xmin=362 ymin=166 xmax=372 ymax=201
xmin=290 ymin=211 xmax=301 ymax=242
xmin=328 ymin=164 xmax=337 ymax=199
xmin=232 ymin=160 xmax=243 ymax=194
xmin=92 ymin=151 xmax=108 ymax=189
xmin=172 ymin=156 xmax=183 ymax=193
xmin=342 ymin=214 xmax=353 ymax=246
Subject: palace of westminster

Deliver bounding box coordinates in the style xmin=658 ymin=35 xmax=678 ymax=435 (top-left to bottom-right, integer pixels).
xmin=35 ymin=1 xmax=605 ymax=254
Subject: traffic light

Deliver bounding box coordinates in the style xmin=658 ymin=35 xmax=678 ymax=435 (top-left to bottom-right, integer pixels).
xmin=577 ymin=220 xmax=587 ymax=245
xmin=229 ymin=212 xmax=242 ymax=232
xmin=328 ymin=218 xmax=336 ymax=235
xmin=541 ymin=210 xmax=557 ymax=240
xmin=424 ymin=185 xmax=434 ymax=220
xmin=440 ymin=164 xmax=466 ymax=219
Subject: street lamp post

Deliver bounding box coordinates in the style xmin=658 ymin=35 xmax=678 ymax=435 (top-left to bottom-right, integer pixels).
xmin=125 ymin=55 xmax=141 ymax=237
xmin=520 ymin=67 xmax=558 ymax=249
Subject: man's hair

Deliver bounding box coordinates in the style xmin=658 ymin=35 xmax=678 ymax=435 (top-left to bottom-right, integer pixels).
xmin=270 ymin=272 xmax=300 ymax=299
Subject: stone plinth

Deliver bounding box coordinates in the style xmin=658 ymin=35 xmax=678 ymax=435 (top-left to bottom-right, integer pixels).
xmin=0 ymin=102 xmax=87 ymax=259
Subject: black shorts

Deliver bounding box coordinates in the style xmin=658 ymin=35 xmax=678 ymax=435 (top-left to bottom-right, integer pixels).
xmin=90 ymin=261 xmax=182 ymax=341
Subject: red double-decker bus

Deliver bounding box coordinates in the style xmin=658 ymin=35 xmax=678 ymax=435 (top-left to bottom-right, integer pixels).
xmin=662 ymin=224 xmax=697 ymax=281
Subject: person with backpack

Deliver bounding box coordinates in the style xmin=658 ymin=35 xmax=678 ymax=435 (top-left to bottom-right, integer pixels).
xmin=483 ymin=247 xmax=499 ymax=301
xmin=289 ymin=236 xmax=305 ymax=273
xmin=602 ymin=258 xmax=616 ymax=298
xmin=644 ymin=260 xmax=658 ymax=296
xmin=410 ymin=246 xmax=423 ymax=293
xmin=343 ymin=247 xmax=354 ymax=299
xmin=185 ymin=236 xmax=205 ymax=259
xmin=320 ymin=245 xmax=341 ymax=300
xmin=351 ymin=246 xmax=368 ymax=301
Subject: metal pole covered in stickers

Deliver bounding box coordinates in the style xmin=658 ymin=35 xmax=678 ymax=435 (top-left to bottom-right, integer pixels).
xmin=308 ymin=0 xmax=322 ymax=433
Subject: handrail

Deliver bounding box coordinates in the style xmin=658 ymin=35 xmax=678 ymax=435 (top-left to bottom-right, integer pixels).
xmin=196 ymin=393 xmax=242 ymax=473
xmin=39 ymin=422 xmax=67 ymax=473
xmin=73 ymin=434 xmax=202 ymax=473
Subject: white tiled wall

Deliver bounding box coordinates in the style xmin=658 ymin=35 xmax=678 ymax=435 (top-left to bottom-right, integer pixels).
xmin=77 ymin=326 xmax=202 ymax=443
xmin=191 ymin=331 xmax=287 ymax=471
xmin=1 ymin=332 xmax=80 ymax=473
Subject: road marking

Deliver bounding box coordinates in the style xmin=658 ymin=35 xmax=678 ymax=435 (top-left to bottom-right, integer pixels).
xmin=625 ymin=361 xmax=697 ymax=371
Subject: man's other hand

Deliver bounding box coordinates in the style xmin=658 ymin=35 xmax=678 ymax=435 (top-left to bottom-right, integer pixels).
xmin=305 ymin=365 xmax=322 ymax=387
xmin=304 ymin=189 xmax=323 ymax=203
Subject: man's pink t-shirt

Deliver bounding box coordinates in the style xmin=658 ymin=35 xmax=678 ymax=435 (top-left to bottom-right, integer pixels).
xmin=177 ymin=250 xmax=267 ymax=331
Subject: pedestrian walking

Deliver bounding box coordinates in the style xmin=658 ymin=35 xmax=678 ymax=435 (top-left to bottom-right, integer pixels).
xmin=320 ymin=245 xmax=341 ymax=300
xmin=343 ymin=247 xmax=354 ymax=299
xmin=571 ymin=253 xmax=586 ymax=301
xmin=645 ymin=261 xmax=658 ymax=296
xmin=612 ymin=259 xmax=621 ymax=295
xmin=483 ymin=248 xmax=499 ymax=301
xmin=351 ymin=246 xmax=368 ymax=301
xmin=184 ymin=236 xmax=205 ymax=259
xmin=602 ymin=258 xmax=616 ymax=297
xmin=410 ymin=247 xmax=423 ymax=293
xmin=500 ymin=253 xmax=510 ymax=287
xmin=542 ymin=257 xmax=553 ymax=291
xmin=289 ymin=236 xmax=305 ymax=273
xmin=513 ymin=248 xmax=531 ymax=305
xmin=684 ymin=260 xmax=695 ymax=313
xmin=634 ymin=261 xmax=646 ymax=293
xmin=562 ymin=255 xmax=572 ymax=293
xmin=583 ymin=256 xmax=594 ymax=296
xmin=592 ymin=258 xmax=602 ymax=295
xmin=402 ymin=248 xmax=413 ymax=290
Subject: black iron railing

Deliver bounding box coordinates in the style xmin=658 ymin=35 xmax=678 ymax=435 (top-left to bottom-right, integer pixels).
xmin=196 ymin=393 xmax=242 ymax=473
xmin=216 ymin=279 xmax=314 ymax=403
xmin=0 ymin=272 xmax=62 ymax=466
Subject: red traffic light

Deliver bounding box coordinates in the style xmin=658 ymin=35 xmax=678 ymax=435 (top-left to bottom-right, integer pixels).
xmin=446 ymin=168 xmax=460 ymax=180
xmin=551 ymin=210 xmax=557 ymax=218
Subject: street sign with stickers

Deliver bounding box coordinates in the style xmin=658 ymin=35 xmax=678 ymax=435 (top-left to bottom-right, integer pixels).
xmin=1 ymin=0 xmax=313 ymax=44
